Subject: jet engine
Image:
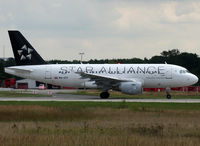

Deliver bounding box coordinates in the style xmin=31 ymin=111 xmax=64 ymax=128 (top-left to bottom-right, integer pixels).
xmin=82 ymin=81 xmax=97 ymax=89
xmin=119 ymin=81 xmax=142 ymax=95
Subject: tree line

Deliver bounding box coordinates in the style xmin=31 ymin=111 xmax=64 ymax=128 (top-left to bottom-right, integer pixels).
xmin=0 ymin=49 xmax=200 ymax=84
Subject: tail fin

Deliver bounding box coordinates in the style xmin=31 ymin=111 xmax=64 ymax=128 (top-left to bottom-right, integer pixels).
xmin=8 ymin=30 xmax=46 ymax=66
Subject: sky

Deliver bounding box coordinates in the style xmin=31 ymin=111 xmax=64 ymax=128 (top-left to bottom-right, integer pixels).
xmin=0 ymin=0 xmax=200 ymax=61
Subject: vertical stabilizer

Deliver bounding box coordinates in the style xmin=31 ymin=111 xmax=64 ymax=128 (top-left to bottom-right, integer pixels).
xmin=8 ymin=30 xmax=46 ymax=66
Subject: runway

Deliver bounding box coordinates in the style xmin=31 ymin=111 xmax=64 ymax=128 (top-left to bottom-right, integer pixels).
xmin=0 ymin=94 xmax=200 ymax=103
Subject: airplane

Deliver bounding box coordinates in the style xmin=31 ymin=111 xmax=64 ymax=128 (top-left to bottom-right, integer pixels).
xmin=5 ymin=30 xmax=199 ymax=99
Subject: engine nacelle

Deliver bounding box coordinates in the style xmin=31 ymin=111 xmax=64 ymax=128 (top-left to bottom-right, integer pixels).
xmin=119 ymin=82 xmax=142 ymax=95
xmin=81 ymin=81 xmax=97 ymax=89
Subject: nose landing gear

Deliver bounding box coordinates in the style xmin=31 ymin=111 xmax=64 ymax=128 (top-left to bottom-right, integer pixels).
xmin=166 ymin=87 xmax=171 ymax=99
xmin=166 ymin=94 xmax=171 ymax=99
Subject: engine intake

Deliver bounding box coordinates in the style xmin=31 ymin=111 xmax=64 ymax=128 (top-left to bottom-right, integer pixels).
xmin=119 ymin=82 xmax=142 ymax=95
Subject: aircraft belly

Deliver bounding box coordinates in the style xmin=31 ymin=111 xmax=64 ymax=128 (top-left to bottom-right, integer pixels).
xmin=51 ymin=78 xmax=82 ymax=88
xmin=143 ymin=78 xmax=173 ymax=88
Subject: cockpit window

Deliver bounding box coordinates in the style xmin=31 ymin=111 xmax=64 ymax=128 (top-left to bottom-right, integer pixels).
xmin=179 ymin=70 xmax=189 ymax=74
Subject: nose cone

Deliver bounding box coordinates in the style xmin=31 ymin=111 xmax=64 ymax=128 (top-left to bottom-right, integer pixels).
xmin=190 ymin=74 xmax=199 ymax=85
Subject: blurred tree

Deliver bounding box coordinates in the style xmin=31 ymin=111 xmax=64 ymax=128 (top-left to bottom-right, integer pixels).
xmin=161 ymin=49 xmax=180 ymax=57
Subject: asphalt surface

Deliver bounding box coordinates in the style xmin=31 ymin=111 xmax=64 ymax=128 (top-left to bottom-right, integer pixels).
xmin=0 ymin=93 xmax=200 ymax=103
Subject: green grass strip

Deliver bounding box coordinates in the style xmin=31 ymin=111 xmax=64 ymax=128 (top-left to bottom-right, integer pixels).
xmin=0 ymin=101 xmax=200 ymax=111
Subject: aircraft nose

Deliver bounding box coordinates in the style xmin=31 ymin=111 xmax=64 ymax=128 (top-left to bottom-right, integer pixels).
xmin=191 ymin=74 xmax=199 ymax=84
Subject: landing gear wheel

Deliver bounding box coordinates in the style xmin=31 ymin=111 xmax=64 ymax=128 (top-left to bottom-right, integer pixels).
xmin=166 ymin=94 xmax=171 ymax=99
xmin=166 ymin=87 xmax=171 ymax=99
xmin=100 ymin=92 xmax=110 ymax=99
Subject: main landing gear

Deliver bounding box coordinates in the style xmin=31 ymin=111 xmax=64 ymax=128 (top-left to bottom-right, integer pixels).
xmin=100 ymin=91 xmax=110 ymax=99
xmin=166 ymin=87 xmax=171 ymax=99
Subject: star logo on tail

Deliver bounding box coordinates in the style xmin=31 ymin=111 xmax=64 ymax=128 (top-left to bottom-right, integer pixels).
xmin=18 ymin=45 xmax=33 ymax=60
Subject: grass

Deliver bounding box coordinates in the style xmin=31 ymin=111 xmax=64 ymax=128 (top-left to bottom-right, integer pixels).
xmin=2 ymin=101 xmax=200 ymax=111
xmin=0 ymin=91 xmax=200 ymax=145
xmin=0 ymin=101 xmax=200 ymax=145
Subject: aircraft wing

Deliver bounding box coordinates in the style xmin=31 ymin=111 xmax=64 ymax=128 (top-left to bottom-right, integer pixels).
xmin=76 ymin=72 xmax=134 ymax=89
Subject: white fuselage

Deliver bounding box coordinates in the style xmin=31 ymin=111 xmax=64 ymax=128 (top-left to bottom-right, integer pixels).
xmin=5 ymin=64 xmax=198 ymax=89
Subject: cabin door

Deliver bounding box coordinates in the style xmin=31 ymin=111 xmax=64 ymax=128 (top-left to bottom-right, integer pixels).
xmin=45 ymin=66 xmax=52 ymax=80
xmin=165 ymin=66 xmax=172 ymax=79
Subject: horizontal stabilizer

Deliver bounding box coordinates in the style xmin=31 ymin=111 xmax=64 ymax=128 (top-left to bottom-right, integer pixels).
xmin=5 ymin=67 xmax=33 ymax=73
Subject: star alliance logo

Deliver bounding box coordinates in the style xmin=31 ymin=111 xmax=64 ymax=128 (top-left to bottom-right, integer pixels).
xmin=18 ymin=45 xmax=33 ymax=60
